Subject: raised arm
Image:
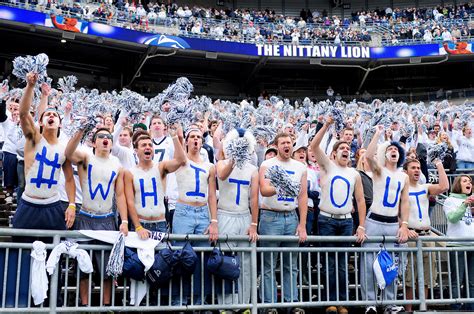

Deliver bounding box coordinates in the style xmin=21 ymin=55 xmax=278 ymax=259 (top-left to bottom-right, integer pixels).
xmin=65 ymin=129 xmax=88 ymax=165
xmin=309 ymin=116 xmax=333 ymax=170
xmin=397 ymin=176 xmax=410 ymax=243
xmin=216 ymin=159 xmax=235 ymax=181
xmin=428 ymin=160 xmax=449 ymax=195
xmin=115 ymin=169 xmax=129 ymax=236
xmin=19 ymin=72 xmax=39 ymax=141
xmin=160 ymin=124 xmax=186 ymax=176
xmin=365 ymin=125 xmax=383 ymax=176
xmin=36 ymin=82 xmax=50 ymax=120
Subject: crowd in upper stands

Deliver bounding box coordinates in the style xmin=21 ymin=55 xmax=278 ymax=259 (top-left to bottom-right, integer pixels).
xmin=4 ymin=0 xmax=474 ymax=45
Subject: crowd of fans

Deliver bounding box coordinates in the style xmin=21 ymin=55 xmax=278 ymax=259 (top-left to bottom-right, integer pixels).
xmin=0 ymin=50 xmax=474 ymax=312
xmin=4 ymin=0 xmax=474 ymax=45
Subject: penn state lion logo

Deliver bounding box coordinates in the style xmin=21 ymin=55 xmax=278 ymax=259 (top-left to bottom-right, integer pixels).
xmin=143 ymin=35 xmax=190 ymax=49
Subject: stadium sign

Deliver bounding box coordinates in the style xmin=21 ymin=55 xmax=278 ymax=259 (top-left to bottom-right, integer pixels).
xmin=256 ymin=44 xmax=370 ymax=58
xmin=1 ymin=5 xmax=471 ymax=60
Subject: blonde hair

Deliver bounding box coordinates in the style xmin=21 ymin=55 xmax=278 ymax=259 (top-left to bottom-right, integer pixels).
xmin=436 ymin=132 xmax=453 ymax=149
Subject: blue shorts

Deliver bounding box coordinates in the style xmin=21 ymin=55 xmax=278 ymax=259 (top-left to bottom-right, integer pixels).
xmin=12 ymin=199 xmax=66 ymax=230
xmin=3 ymin=152 xmax=18 ymax=189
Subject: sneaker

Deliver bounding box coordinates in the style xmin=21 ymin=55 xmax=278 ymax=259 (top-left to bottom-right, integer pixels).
xmin=337 ymin=306 xmax=348 ymax=314
xmin=383 ymin=305 xmax=404 ymax=314
xmin=4 ymin=196 xmax=12 ymax=205
xmin=265 ymin=309 xmax=278 ymax=314
xmin=326 ymin=306 xmax=338 ymax=314
xmin=291 ymin=308 xmax=305 ymax=314
xmin=365 ymin=306 xmax=377 ymax=314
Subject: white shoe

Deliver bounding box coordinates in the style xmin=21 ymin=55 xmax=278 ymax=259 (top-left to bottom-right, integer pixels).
xmin=4 ymin=196 xmax=13 ymax=205
xmin=383 ymin=305 xmax=404 ymax=314
xmin=365 ymin=306 xmax=377 ymax=314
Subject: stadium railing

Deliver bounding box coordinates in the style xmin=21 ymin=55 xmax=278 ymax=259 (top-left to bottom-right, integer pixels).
xmin=2 ymin=2 xmax=472 ymax=47
xmin=1 ymin=229 xmax=473 ymax=313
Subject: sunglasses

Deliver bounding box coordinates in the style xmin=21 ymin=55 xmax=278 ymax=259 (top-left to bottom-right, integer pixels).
xmin=96 ymin=133 xmax=113 ymax=140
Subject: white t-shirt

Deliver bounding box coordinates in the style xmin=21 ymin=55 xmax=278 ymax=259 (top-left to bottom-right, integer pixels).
xmin=408 ymin=183 xmax=431 ymax=229
xmin=176 ymin=159 xmax=213 ymax=203
xmin=81 ymin=154 xmax=121 ymax=214
xmin=261 ymin=157 xmax=306 ymax=211
xmin=370 ymin=167 xmax=407 ymax=217
xmin=319 ymin=162 xmax=359 ymax=215
xmin=131 ymin=165 xmax=166 ymax=219
xmin=24 ymin=137 xmax=66 ymax=201
xmin=443 ymin=195 xmax=474 ymax=245
xmin=218 ymin=161 xmax=257 ymax=213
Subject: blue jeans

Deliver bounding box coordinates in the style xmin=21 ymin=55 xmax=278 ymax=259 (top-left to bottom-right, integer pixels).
xmin=449 ymin=250 xmax=474 ymax=310
xmin=456 ymin=160 xmax=474 ymax=171
xmin=133 ymin=220 xmax=167 ymax=233
xmin=17 ymin=161 xmax=25 ymax=201
xmin=171 ymin=203 xmax=210 ymax=305
xmin=318 ymin=214 xmax=353 ymax=301
xmin=258 ymin=209 xmax=299 ymax=303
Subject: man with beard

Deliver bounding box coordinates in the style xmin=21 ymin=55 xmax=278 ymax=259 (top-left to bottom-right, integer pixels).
xmin=310 ymin=116 xmax=366 ymax=314
xmin=65 ymin=127 xmax=128 ymax=307
xmin=362 ymin=125 xmax=410 ymax=314
xmin=258 ymin=132 xmax=307 ymax=314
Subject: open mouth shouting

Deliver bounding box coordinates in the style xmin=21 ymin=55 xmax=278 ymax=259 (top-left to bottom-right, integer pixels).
xmin=48 ymin=118 xmax=55 ymax=126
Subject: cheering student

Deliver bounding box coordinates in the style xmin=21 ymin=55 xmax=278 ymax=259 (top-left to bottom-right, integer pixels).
xmin=361 ymin=125 xmax=409 ymax=314
xmin=65 ymin=127 xmax=128 ymax=307
xmin=124 ymin=124 xmax=185 ymax=235
xmin=13 ymin=72 xmax=75 ymax=231
xmin=404 ymin=158 xmax=448 ymax=311
xmin=310 ymin=115 xmax=366 ymax=314
xmin=258 ymin=132 xmax=307 ymax=314
xmin=216 ymin=128 xmax=259 ymax=308
xmin=171 ymin=125 xmax=218 ymax=306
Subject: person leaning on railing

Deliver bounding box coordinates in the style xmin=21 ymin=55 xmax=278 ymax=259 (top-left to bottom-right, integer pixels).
xmin=442 ymin=174 xmax=474 ymax=311
xmin=404 ymin=158 xmax=449 ymax=312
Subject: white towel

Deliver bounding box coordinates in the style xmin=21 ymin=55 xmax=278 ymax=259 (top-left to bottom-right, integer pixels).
xmin=30 ymin=241 xmax=48 ymax=305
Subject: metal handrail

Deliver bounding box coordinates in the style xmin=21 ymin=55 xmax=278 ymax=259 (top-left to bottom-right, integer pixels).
xmin=2 ymin=2 xmax=472 ymax=47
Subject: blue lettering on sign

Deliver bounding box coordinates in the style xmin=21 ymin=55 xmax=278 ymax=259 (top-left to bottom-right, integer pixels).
xmin=186 ymin=164 xmax=206 ymax=198
xmin=88 ymin=164 xmax=117 ymax=200
xmin=155 ymin=149 xmax=166 ymax=162
xmin=139 ymin=177 xmax=158 ymax=208
xmin=409 ymin=190 xmax=426 ymax=220
xmin=228 ymin=178 xmax=250 ymax=205
xmin=330 ymin=175 xmax=350 ymax=208
xmin=277 ymin=170 xmax=295 ymax=202
xmin=30 ymin=146 xmax=61 ymax=189
xmin=383 ymin=176 xmax=401 ymax=208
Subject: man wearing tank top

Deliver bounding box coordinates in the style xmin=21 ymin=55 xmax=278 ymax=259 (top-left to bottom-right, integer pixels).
xmin=12 ymin=72 xmax=76 ymax=231
xmin=216 ymin=128 xmax=259 ymax=308
xmin=362 ymin=125 xmax=410 ymax=314
xmin=310 ymin=116 xmax=367 ymax=314
xmin=258 ymin=132 xmax=307 ymax=314
xmin=65 ymin=127 xmax=128 ymax=307
xmin=171 ymin=126 xmax=218 ymax=306
xmin=124 ymin=124 xmax=185 ymax=236
xmin=403 ymin=158 xmax=448 ymax=312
